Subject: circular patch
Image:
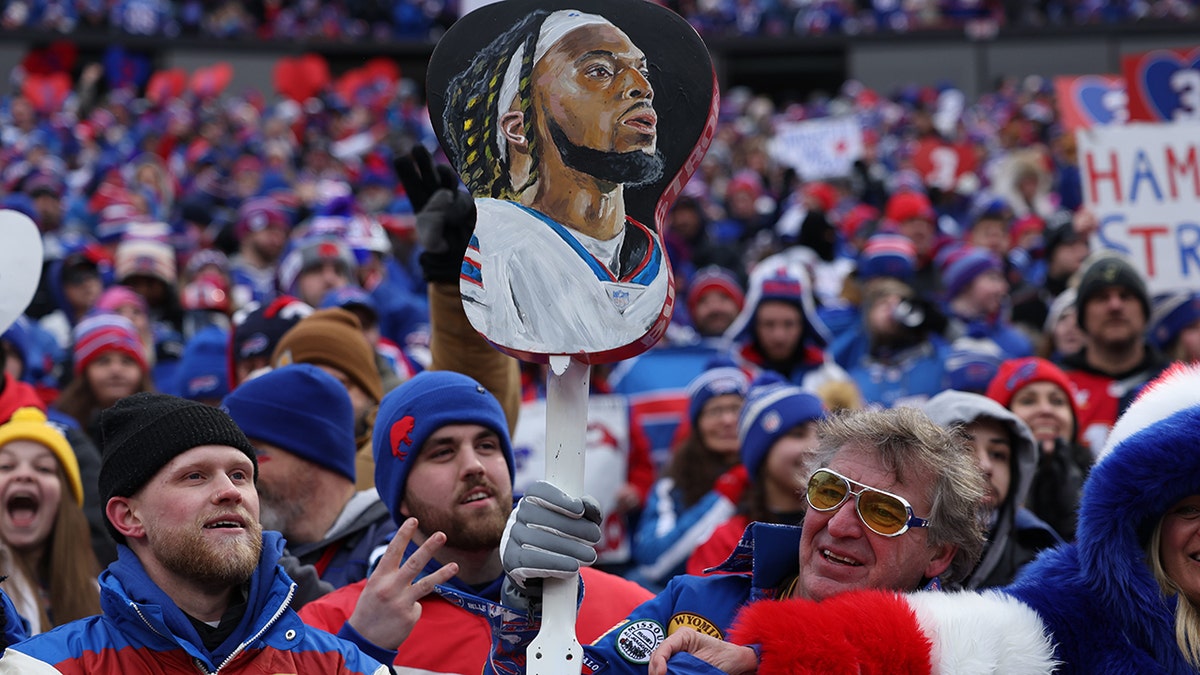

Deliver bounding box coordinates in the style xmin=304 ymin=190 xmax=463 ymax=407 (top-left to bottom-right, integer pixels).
xmin=615 ymin=619 xmax=666 ymax=665
xmin=761 ymin=410 xmax=781 ymax=434
xmin=668 ymin=612 xmax=723 ymax=639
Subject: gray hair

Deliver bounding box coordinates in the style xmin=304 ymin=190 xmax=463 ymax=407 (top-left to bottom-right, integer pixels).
xmin=811 ymin=406 xmax=987 ymax=585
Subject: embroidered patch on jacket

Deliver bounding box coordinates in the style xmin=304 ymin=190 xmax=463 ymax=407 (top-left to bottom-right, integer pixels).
xmin=668 ymin=612 xmax=724 ymax=639
xmin=616 ymin=619 xmax=665 ymax=664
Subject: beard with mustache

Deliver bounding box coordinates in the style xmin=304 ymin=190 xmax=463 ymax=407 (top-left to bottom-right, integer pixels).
xmin=147 ymin=509 xmax=264 ymax=588
xmin=547 ymin=116 xmax=665 ymax=189
xmin=402 ymin=475 xmax=511 ymax=552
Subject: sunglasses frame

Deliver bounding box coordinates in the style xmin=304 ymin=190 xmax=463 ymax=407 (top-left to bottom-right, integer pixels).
xmin=805 ymin=467 xmax=931 ymax=537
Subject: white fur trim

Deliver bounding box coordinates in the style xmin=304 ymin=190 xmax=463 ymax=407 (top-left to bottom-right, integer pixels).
xmin=1099 ymin=362 xmax=1200 ymax=462
xmin=908 ymin=591 xmax=1058 ymax=675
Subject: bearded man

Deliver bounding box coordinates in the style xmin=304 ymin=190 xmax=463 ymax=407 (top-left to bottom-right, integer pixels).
xmin=298 ymin=371 xmax=653 ymax=674
xmin=442 ymin=8 xmax=672 ymax=355
xmin=9 ymin=392 xmax=390 ymax=674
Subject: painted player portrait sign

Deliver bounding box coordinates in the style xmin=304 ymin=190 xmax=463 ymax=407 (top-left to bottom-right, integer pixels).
xmin=427 ymin=0 xmax=718 ymax=363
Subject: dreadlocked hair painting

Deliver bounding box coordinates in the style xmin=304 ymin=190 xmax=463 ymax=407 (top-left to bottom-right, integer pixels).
xmin=443 ymin=10 xmax=549 ymax=200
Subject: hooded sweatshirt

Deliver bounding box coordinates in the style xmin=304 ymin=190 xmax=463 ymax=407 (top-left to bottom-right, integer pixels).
xmin=923 ymin=390 xmax=1061 ymax=589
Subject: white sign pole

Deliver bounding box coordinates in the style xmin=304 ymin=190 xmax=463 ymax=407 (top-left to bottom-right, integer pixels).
xmin=0 ymin=210 xmax=45 ymax=335
xmin=528 ymin=354 xmax=590 ymax=675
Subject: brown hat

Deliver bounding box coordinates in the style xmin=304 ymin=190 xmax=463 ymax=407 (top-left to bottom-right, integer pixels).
xmin=271 ymin=308 xmax=383 ymax=404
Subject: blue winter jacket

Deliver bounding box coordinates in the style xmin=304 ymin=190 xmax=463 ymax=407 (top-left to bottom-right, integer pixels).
xmin=630 ymin=479 xmax=736 ymax=591
xmin=11 ymin=531 xmax=390 ymax=674
xmin=483 ymin=523 xmax=802 ymax=675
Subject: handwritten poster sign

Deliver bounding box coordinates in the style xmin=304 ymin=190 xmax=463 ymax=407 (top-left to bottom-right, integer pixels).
xmin=1054 ymin=74 xmax=1127 ymax=133
xmin=1122 ymin=47 xmax=1200 ymax=123
xmin=511 ymin=394 xmax=632 ymax=563
xmin=1078 ymin=122 xmax=1200 ymax=294
xmin=768 ymin=116 xmax=863 ymax=181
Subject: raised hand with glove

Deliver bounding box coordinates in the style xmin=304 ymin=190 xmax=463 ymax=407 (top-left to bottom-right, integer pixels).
xmin=499 ymin=480 xmax=603 ymax=615
xmin=394 ymin=145 xmax=477 ymax=284
xmin=393 ymin=146 xmax=521 ymax=429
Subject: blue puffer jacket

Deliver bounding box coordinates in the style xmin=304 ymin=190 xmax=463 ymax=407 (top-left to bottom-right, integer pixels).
xmin=11 ymin=531 xmax=390 ymax=674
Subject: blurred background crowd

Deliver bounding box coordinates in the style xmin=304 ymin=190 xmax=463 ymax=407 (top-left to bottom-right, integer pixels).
xmin=3 ymin=0 xmax=1198 ymax=40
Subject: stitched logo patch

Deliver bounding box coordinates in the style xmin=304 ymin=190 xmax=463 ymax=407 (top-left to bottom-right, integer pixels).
xmin=668 ymin=612 xmax=723 ymax=639
xmin=616 ymin=619 xmax=665 ymax=665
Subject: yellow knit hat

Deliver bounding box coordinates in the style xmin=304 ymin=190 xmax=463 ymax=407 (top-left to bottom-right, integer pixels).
xmin=0 ymin=408 xmax=84 ymax=506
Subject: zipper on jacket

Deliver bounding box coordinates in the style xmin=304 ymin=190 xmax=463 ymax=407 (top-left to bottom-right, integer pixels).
xmin=210 ymin=582 xmax=297 ymax=673
xmin=130 ymin=601 xmax=172 ymax=640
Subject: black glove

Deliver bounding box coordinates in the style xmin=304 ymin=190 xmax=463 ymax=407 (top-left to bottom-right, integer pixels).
xmin=499 ymin=480 xmax=602 ymax=613
xmin=892 ymin=296 xmax=947 ymax=336
xmin=394 ymin=146 xmax=477 ymax=283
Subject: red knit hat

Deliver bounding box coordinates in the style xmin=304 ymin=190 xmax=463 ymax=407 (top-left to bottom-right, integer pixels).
xmin=884 ymin=190 xmax=935 ymax=224
xmin=686 ymin=266 xmax=745 ymax=319
xmin=985 ymin=357 xmax=1078 ymax=425
xmin=72 ymin=313 xmax=148 ymax=376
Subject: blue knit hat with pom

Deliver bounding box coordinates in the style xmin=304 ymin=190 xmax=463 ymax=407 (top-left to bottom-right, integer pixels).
xmin=222 ymin=363 xmax=357 ymax=482
xmin=372 ymin=371 xmax=513 ymax=518
xmin=737 ymin=376 xmax=826 ymax=480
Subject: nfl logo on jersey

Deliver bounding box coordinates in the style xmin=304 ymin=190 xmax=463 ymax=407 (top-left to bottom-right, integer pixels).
xmin=608 ymin=288 xmax=632 ymax=313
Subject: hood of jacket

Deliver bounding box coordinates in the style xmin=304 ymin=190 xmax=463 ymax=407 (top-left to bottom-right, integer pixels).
xmin=99 ymin=530 xmax=297 ymax=671
xmin=923 ymin=389 xmax=1038 ymax=589
xmin=723 ymin=249 xmax=831 ymax=350
xmin=1002 ymin=363 xmax=1200 ymax=671
xmin=1076 ymin=364 xmax=1200 ymax=665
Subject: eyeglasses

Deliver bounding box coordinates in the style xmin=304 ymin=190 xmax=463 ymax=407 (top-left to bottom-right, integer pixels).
xmin=805 ymin=468 xmax=931 ymax=537
xmin=701 ymin=401 xmax=742 ymax=420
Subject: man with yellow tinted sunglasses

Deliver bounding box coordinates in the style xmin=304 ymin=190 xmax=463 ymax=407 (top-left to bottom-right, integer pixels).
xmin=480 ymin=406 xmax=1016 ymax=675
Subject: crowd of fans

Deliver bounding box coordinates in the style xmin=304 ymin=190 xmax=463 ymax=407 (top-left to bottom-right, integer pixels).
xmin=0 ymin=3 xmax=1195 ymax=662
xmin=2 ymin=0 xmax=1197 ymax=40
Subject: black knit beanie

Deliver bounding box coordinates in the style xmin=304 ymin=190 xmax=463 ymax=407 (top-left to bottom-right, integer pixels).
xmin=98 ymin=392 xmax=258 ymax=543
xmin=1075 ymin=255 xmax=1151 ymax=330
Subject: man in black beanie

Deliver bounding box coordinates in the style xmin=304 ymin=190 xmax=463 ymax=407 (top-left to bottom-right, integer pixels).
xmin=1062 ymin=253 xmax=1168 ymax=452
xmin=7 ymin=391 xmax=398 ymax=674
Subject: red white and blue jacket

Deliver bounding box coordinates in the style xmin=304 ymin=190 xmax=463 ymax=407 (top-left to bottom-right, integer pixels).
xmin=485 ymin=523 xmax=806 ymax=675
xmin=10 ymin=531 xmax=390 ymax=675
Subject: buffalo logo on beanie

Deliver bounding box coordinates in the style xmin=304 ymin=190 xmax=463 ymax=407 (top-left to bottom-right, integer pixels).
xmin=390 ymin=416 xmax=416 ymax=461
xmin=222 ymin=364 xmax=357 ymax=482
xmin=98 ymin=392 xmax=258 ymax=543
xmin=985 ymin=356 xmax=1079 ymax=436
xmin=372 ymin=372 xmax=513 ymax=519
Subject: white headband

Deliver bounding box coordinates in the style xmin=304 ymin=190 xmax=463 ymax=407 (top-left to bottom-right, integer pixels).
xmin=495 ymin=9 xmax=613 ymax=162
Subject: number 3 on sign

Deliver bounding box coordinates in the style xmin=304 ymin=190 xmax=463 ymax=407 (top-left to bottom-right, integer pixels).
xmin=1171 ymin=68 xmax=1200 ymax=122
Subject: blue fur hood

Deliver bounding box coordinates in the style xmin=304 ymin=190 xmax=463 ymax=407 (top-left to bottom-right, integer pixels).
xmin=1005 ymin=365 xmax=1200 ymax=673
